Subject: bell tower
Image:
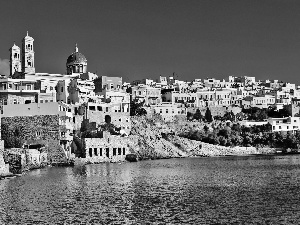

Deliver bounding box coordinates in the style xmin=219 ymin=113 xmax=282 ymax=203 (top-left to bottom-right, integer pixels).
xmin=22 ymin=31 xmax=35 ymax=74
xmin=9 ymin=42 xmax=21 ymax=76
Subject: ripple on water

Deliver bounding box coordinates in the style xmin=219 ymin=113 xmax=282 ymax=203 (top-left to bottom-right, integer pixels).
xmin=1 ymin=155 xmax=300 ymax=224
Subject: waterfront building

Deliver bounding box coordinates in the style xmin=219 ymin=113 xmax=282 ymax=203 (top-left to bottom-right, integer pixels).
xmin=83 ymin=132 xmax=130 ymax=163
xmin=1 ymin=102 xmax=74 ymax=157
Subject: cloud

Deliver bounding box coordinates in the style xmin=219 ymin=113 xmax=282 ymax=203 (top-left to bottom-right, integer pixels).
xmin=0 ymin=58 xmax=10 ymax=76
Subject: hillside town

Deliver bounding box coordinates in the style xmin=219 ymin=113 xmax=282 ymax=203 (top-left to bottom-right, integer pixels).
xmin=1 ymin=32 xmax=300 ymax=176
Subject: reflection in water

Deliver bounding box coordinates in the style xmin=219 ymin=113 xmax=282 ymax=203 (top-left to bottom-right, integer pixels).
xmin=1 ymin=155 xmax=300 ymax=224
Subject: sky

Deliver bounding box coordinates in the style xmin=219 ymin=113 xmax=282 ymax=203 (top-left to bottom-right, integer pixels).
xmin=1 ymin=0 xmax=300 ymax=83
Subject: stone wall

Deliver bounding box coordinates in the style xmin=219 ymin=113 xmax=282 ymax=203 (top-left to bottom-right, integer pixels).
xmin=1 ymin=115 xmax=67 ymax=163
xmin=3 ymin=148 xmax=48 ymax=173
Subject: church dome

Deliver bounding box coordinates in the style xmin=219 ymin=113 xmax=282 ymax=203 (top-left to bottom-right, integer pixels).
xmin=66 ymin=44 xmax=87 ymax=75
xmin=67 ymin=51 xmax=87 ymax=65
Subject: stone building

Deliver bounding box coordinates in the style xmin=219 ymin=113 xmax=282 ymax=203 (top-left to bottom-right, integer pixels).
xmin=84 ymin=132 xmax=130 ymax=163
xmin=1 ymin=102 xmax=74 ymax=159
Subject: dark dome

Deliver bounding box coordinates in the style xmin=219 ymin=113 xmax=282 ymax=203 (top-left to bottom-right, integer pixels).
xmin=67 ymin=52 xmax=87 ymax=65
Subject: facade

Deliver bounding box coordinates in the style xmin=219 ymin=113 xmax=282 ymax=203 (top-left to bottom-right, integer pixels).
xmin=84 ymin=132 xmax=130 ymax=163
xmin=94 ymin=76 xmax=122 ymax=94
xmin=152 ymin=103 xmax=187 ymax=122
xmin=268 ymin=117 xmax=300 ymax=133
xmin=85 ymin=102 xmax=131 ymax=134
xmin=0 ymin=78 xmax=39 ymax=106
xmin=131 ymin=85 xmax=161 ymax=105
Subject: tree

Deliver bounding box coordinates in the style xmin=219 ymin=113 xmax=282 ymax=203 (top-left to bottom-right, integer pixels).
xmin=130 ymin=100 xmax=147 ymax=116
xmin=204 ymin=107 xmax=213 ymax=122
xmin=193 ymin=109 xmax=202 ymax=121
xmin=187 ymin=112 xmax=194 ymax=121
xmin=223 ymin=111 xmax=235 ymax=122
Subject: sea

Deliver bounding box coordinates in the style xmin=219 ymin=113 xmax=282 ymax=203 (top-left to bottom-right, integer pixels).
xmin=1 ymin=155 xmax=300 ymax=224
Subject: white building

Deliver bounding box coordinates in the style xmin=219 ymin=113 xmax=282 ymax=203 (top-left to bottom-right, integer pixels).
xmin=268 ymin=117 xmax=300 ymax=133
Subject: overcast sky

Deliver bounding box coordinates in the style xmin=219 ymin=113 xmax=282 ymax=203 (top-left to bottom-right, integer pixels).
xmin=1 ymin=0 xmax=300 ymax=83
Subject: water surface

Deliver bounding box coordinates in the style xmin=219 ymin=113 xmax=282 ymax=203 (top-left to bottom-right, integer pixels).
xmin=1 ymin=155 xmax=300 ymax=224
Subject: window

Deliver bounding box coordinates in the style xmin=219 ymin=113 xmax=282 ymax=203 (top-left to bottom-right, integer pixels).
xmin=89 ymin=106 xmax=95 ymax=111
xmin=113 ymin=148 xmax=117 ymax=156
xmin=100 ymin=148 xmax=102 ymax=156
xmin=287 ymin=126 xmax=289 ymax=129
xmin=61 ymin=87 xmax=63 ymax=92
xmin=26 ymin=85 xmax=31 ymax=90
xmin=40 ymin=100 xmax=43 ymax=103
xmin=13 ymin=99 xmax=17 ymax=104
xmin=160 ymin=109 xmax=162 ymax=113
xmin=36 ymin=131 xmax=41 ymax=136
xmin=89 ymin=148 xmax=93 ymax=157
xmin=118 ymin=148 xmax=121 ymax=155
xmin=119 ymin=118 xmax=122 ymax=122
xmin=279 ymin=126 xmax=281 ymax=129
xmin=123 ymin=148 xmax=126 ymax=155
xmin=97 ymin=106 xmax=102 ymax=111
xmin=166 ymin=109 xmax=168 ymax=113
xmin=94 ymin=148 xmax=98 ymax=156
xmin=106 ymin=148 xmax=109 ymax=157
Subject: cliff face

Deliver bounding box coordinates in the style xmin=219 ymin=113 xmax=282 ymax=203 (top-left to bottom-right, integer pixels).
xmin=128 ymin=117 xmax=188 ymax=159
xmin=129 ymin=116 xmax=276 ymax=160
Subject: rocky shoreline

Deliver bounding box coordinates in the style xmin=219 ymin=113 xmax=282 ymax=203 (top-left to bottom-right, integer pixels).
xmin=128 ymin=116 xmax=282 ymax=160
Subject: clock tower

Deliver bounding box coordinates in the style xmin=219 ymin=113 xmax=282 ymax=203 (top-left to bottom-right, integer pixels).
xmin=9 ymin=42 xmax=21 ymax=76
xmin=22 ymin=31 xmax=35 ymax=74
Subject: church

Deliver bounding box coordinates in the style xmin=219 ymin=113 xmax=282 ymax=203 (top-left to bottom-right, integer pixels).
xmin=0 ymin=32 xmax=130 ymax=162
